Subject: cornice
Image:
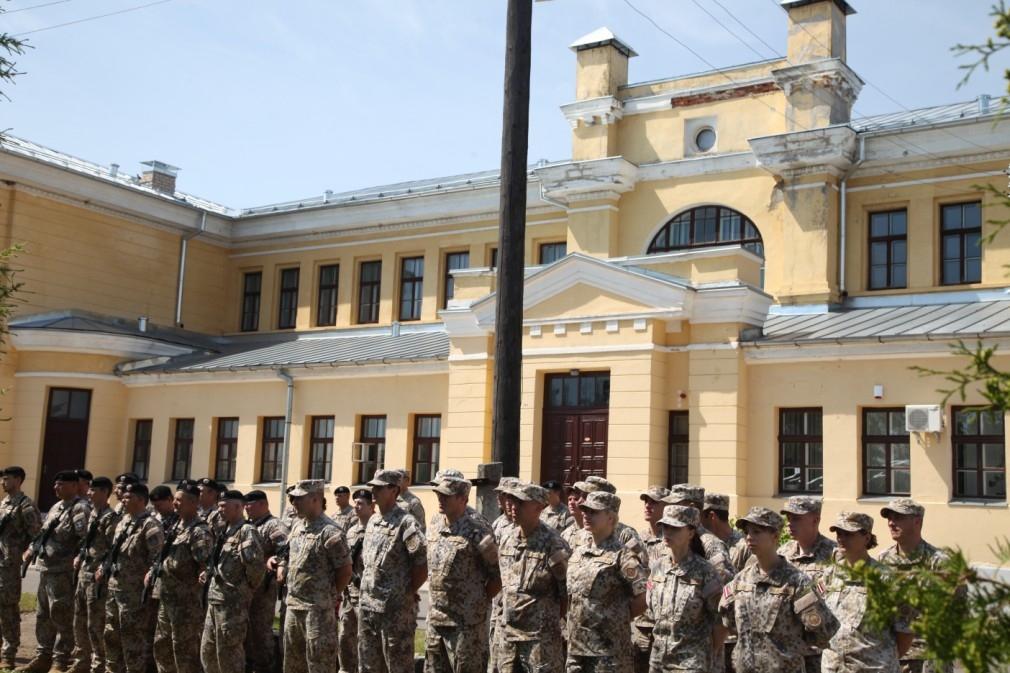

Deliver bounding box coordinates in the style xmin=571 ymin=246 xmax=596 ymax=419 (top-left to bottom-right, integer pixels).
xmin=560 ymin=96 xmax=624 ymax=129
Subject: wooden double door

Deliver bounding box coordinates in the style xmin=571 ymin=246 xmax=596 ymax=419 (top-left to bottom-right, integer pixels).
xmin=540 ymin=372 xmax=610 ymax=487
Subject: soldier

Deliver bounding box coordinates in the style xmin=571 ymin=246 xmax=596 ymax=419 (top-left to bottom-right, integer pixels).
xmin=338 ymin=489 xmax=373 ymax=673
xmin=488 ymin=477 xmax=519 ymax=673
xmin=149 ymin=487 xmax=177 ymax=532
xmin=279 ymin=486 xmax=298 ymax=528
xmin=539 ymin=481 xmax=572 ymax=533
xmin=779 ymin=495 xmax=837 ymax=584
xmin=18 ymin=470 xmax=89 ymax=673
xmin=279 ymin=480 xmax=351 ymax=673
xmin=70 ymin=477 xmax=120 ymax=673
xmin=151 ymin=482 xmax=212 ymax=673
xmin=569 ymin=478 xmax=647 ymax=563
xmin=821 ymin=512 xmax=909 ymax=673
xmin=701 ymin=492 xmax=747 ymax=571
xmin=0 ymin=466 xmax=42 ymax=670
xmin=496 ymin=482 xmax=569 ymax=673
xmin=877 ymin=498 xmax=952 ymax=673
xmin=663 ymin=485 xmax=734 ymax=583
xmin=243 ymin=490 xmax=289 ymax=673
xmin=99 ymin=483 xmax=164 ymax=673
xmin=359 ymin=469 xmax=427 ymax=673
xmin=566 ymin=491 xmax=648 ymax=672
xmin=648 ymin=505 xmax=724 ymax=673
xmin=74 ymin=472 xmax=93 ymax=509
xmin=331 ymin=486 xmax=355 ymax=532
xmin=718 ymin=507 xmax=838 ymax=673
xmin=111 ymin=475 xmax=140 ymax=517
xmin=396 ymin=469 xmax=426 ymax=533
xmin=196 ymin=479 xmax=226 ymax=539
xmin=199 ymin=490 xmax=264 ymax=673
xmin=425 ymin=476 xmax=500 ymax=673
xmin=632 ymin=486 xmax=670 ymax=673
xmin=560 ymin=485 xmax=585 ymax=550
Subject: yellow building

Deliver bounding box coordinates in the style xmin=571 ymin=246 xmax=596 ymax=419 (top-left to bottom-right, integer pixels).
xmin=2 ymin=0 xmax=1009 ymax=564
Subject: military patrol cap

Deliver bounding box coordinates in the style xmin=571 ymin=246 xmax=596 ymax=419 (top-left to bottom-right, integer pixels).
xmin=735 ymin=506 xmax=784 ymax=532
xmin=703 ymin=492 xmax=731 ymax=511
xmin=177 ymin=481 xmax=200 ymax=497
xmin=366 ymin=470 xmax=401 ymax=488
xmin=244 ymin=490 xmax=268 ymax=503
xmin=333 ymin=485 xmax=350 ymax=495
xmin=640 ymin=485 xmax=670 ymax=502
xmin=124 ymin=483 xmax=149 ymax=498
xmin=830 ymin=511 xmax=874 ymax=533
xmin=76 ymin=469 xmax=93 ymax=482
xmin=781 ymin=495 xmax=823 ymax=516
xmin=149 ymin=485 xmax=173 ymax=502
xmin=54 ymin=470 xmax=78 ymax=482
xmin=494 ymin=476 xmax=521 ymax=493
xmin=1 ymin=466 xmax=26 ymax=479
xmin=221 ymin=489 xmax=245 ymax=502
xmin=433 ymin=477 xmax=471 ymax=497
xmin=665 ymin=483 xmax=705 ymax=505
xmin=431 ymin=468 xmax=465 ymax=484
xmin=660 ymin=504 xmax=701 ymax=528
xmin=505 ymin=482 xmax=548 ymax=505
xmin=571 ymin=480 xmax=596 ymax=494
xmin=289 ymin=479 xmax=326 ymax=497
xmin=90 ymin=476 xmax=113 ymax=491
xmin=880 ymin=497 xmax=924 ymax=519
xmin=352 ymin=488 xmax=372 ymax=501
xmin=585 ymin=476 xmax=617 ymax=494
xmin=580 ymin=491 xmax=621 ymax=513
xmin=116 ymin=472 xmax=141 ymax=485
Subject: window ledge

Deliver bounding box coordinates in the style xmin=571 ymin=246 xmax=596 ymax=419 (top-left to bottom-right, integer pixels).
xmin=250 ymin=482 xmax=281 ymax=489
xmin=948 ymin=499 xmax=1007 ymax=509
xmin=856 ymin=496 xmax=894 ymax=503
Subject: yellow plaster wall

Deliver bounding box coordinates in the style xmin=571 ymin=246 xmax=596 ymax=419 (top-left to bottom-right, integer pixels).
xmin=575 ymin=47 xmax=628 ymax=100
xmin=620 ymin=60 xmax=786 ymax=99
xmin=785 ymin=1 xmax=847 ymax=63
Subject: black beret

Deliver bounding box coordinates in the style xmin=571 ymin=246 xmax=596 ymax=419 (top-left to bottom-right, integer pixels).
xmin=124 ymin=483 xmax=149 ymax=498
xmin=116 ymin=473 xmax=140 ymax=485
xmin=334 ymin=486 xmax=350 ymax=495
xmin=244 ymin=490 xmax=267 ymax=503
xmin=177 ymin=482 xmax=200 ymax=497
xmin=352 ymin=489 xmax=372 ymax=502
xmin=222 ymin=489 xmax=245 ymax=502
xmin=542 ymin=480 xmax=563 ymax=491
xmin=54 ymin=470 xmax=78 ymax=482
xmin=149 ymin=485 xmax=173 ymax=501
xmin=1 ymin=466 xmax=26 ymax=479
xmin=76 ymin=469 xmax=93 ymax=481
xmin=90 ymin=477 xmax=113 ymax=491
xmin=198 ymin=478 xmax=225 ymax=493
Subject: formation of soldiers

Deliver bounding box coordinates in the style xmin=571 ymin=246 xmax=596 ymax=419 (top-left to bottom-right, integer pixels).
xmin=0 ymin=463 xmax=956 ymax=673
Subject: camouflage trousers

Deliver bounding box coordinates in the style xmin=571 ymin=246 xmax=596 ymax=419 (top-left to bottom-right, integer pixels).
xmin=201 ymin=602 xmax=249 ymax=673
xmin=358 ymin=605 xmax=416 ymax=673
xmin=245 ymin=581 xmax=278 ymax=673
xmin=282 ymin=607 xmax=337 ymax=673
xmin=71 ymin=576 xmax=106 ymax=673
xmin=566 ymin=653 xmax=634 ymax=673
xmin=0 ymin=565 xmax=22 ymax=661
xmin=104 ymin=588 xmax=152 ymax=673
xmin=153 ymin=596 xmax=205 ymax=673
xmin=424 ymin=623 xmax=489 ymax=673
xmin=36 ymin=570 xmax=76 ymax=664
xmin=337 ymin=599 xmax=357 ymax=673
xmin=495 ymin=637 xmax=564 ymax=673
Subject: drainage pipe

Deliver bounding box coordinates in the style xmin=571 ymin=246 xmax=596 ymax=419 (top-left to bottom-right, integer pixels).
xmin=277 ymin=368 xmax=294 ymax=517
xmin=175 ymin=212 xmax=207 ymax=327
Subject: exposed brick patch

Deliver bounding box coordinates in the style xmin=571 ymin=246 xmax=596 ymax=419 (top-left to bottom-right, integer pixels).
xmin=671 ymin=81 xmax=779 ymax=108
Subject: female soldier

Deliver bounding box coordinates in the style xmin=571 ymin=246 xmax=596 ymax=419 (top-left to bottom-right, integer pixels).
xmin=647 ymin=505 xmax=724 ymax=673
xmin=566 ymin=491 xmax=648 ymax=673
xmin=717 ymin=506 xmax=838 ymax=673
xmin=820 ymin=511 xmax=910 ymax=673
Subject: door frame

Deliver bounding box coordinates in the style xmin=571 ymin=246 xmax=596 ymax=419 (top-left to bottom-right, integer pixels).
xmin=38 ymin=387 xmax=92 ymax=510
xmin=539 ymin=371 xmax=610 ymax=486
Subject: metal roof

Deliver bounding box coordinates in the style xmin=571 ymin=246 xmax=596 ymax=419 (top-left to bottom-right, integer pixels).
xmin=851 ymin=96 xmax=1002 ymax=133
xmin=9 ymin=309 xmax=221 ymax=351
xmin=754 ymin=299 xmax=1010 ymax=344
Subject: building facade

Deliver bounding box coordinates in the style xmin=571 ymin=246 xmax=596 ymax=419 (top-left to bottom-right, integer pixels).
xmin=2 ymin=0 xmax=1009 ymax=563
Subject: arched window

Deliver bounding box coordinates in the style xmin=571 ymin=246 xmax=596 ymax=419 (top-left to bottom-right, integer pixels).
xmin=648 ymin=206 xmax=763 ymax=257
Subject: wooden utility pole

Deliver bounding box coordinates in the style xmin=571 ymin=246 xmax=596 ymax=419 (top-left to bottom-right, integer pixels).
xmin=492 ymin=0 xmax=533 ymax=478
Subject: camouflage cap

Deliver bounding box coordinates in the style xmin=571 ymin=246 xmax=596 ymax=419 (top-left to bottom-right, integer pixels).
xmin=580 ymin=491 xmax=621 ymax=513
xmin=735 ymin=506 xmax=784 ymax=532
xmin=640 ymin=485 xmax=670 ymax=502
xmin=659 ymin=504 xmax=700 ymax=528
xmin=703 ymin=492 xmax=730 ymax=511
xmin=665 ymin=483 xmax=705 ymax=505
xmin=780 ymin=495 xmax=823 ymax=516
xmin=829 ymin=511 xmax=874 ymax=534
xmin=367 ymin=469 xmax=402 ymax=488
xmin=571 ymin=480 xmax=596 ymax=494
xmin=505 ymin=482 xmax=548 ymax=505
xmin=289 ymin=479 xmax=326 ymax=497
xmin=431 ymin=468 xmax=465 ymax=484
xmin=585 ymin=476 xmax=617 ymax=494
xmin=433 ymin=477 xmax=470 ymax=497
xmin=494 ymin=476 xmax=522 ymax=493
xmin=880 ymin=497 xmax=924 ymax=519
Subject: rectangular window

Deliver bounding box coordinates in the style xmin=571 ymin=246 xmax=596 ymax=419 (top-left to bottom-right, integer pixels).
xmin=171 ymin=419 xmax=194 ymax=482
xmin=489 ymin=247 xmax=498 ymax=269
xmin=539 ymin=242 xmax=567 ymax=265
xmin=668 ymin=411 xmax=689 ymax=487
xmin=412 ymin=415 xmax=441 ymax=485
xmin=862 ymin=408 xmax=911 ymax=496
xmin=277 ymin=267 xmax=299 ymax=329
xmin=215 ymin=418 xmax=239 ymax=483
xmin=131 ymin=420 xmax=152 ymax=482
xmin=443 ymin=251 xmax=469 ymax=308
xmin=316 ymin=264 xmax=339 ymax=327
xmin=309 ymin=416 xmax=334 ymax=481
xmin=952 ymin=407 xmax=1006 ymax=500
xmin=868 ymin=209 xmax=908 ymax=290
xmin=399 ymin=256 xmax=424 ymax=321
xmin=354 ymin=415 xmax=386 ymax=484
xmin=779 ymin=408 xmax=823 ymax=494
xmin=357 ymin=261 xmax=382 ymax=324
xmin=941 ymin=201 xmax=982 ymax=285
xmin=260 ymin=417 xmax=285 ymax=483
xmin=241 ymin=272 xmax=262 ymax=332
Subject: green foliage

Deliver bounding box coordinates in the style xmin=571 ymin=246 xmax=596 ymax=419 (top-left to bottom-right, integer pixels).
xmin=912 ymin=340 xmax=1010 ymax=412
xmin=19 ymin=591 xmax=35 ymax=613
xmin=0 ymin=1 xmax=28 ymax=104
xmin=953 ymin=0 xmax=1010 ymax=98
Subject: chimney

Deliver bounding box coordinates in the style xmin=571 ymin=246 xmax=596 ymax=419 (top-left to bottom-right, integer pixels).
xmin=781 ymin=0 xmax=854 ymax=64
xmin=139 ymin=160 xmax=180 ymax=195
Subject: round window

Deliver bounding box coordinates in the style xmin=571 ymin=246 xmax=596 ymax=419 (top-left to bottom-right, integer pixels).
xmin=695 ymin=127 xmax=716 ymax=152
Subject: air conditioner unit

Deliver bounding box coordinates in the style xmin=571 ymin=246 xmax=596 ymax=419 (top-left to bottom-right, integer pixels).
xmin=905 ymin=405 xmax=942 ymax=433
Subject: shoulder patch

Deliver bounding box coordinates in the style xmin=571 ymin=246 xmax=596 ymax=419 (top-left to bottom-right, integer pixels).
xmin=549 ymin=549 xmax=569 ymax=566
xmin=703 ymin=578 xmax=723 ymax=599
xmin=793 ymin=589 xmax=819 ymax=613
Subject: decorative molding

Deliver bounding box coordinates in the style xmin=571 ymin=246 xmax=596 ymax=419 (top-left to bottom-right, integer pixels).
xmin=771 ymin=58 xmax=863 ymax=108
xmin=122 ymin=360 xmax=449 ymax=386
xmin=14 ymin=371 xmax=122 ymax=382
xmin=636 ymin=152 xmax=759 ymax=183
xmin=743 ymin=337 xmax=1010 ymax=364
xmin=846 ymin=169 xmax=1005 ymax=193
xmin=621 ymin=76 xmax=777 ymax=116
xmin=560 ymin=96 xmax=624 ymax=129
xmin=10 ymin=329 xmax=199 ymax=359
xmin=534 ymin=157 xmax=638 ymax=205
xmin=748 ymin=125 xmax=859 ymax=179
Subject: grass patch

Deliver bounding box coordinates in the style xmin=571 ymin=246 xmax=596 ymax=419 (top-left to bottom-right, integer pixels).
xmin=20 ymin=593 xmax=36 ymax=613
xmin=414 ymin=629 xmax=425 ymax=657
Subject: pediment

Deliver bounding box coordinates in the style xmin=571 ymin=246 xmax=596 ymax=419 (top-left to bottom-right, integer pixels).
xmin=523 ymin=282 xmax=660 ymax=321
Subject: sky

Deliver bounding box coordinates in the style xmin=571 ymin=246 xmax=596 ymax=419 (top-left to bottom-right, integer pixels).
xmin=1 ymin=0 xmax=1006 ymax=209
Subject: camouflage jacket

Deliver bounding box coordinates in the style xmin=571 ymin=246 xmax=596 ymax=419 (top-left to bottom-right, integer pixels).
xmin=427 ymin=510 xmax=500 ymax=628
xmin=491 ymin=512 xmax=513 ymax=543
xmin=80 ymin=504 xmax=122 ymax=576
xmin=251 ymin=513 xmax=288 ymax=591
xmin=540 ymin=502 xmax=573 ymax=533
xmin=699 ymin=525 xmax=735 ymax=583
xmin=632 ymin=527 xmax=669 ymax=642
xmin=397 ymin=491 xmax=426 ymax=532
xmin=648 ymin=552 xmax=723 ymax=672
xmin=332 ymin=505 xmax=356 ymax=533
xmin=877 ymin=539 xmax=949 ymax=662
xmin=819 ymin=560 xmax=902 ymax=673
xmin=565 ymin=521 xmax=648 ymax=566
xmin=108 ymin=512 xmax=163 ymax=600
xmin=207 ymin=521 xmax=264 ymax=606
xmin=343 ymin=520 xmax=366 ymax=605
xmin=359 ymin=506 xmax=426 ymax=614
xmin=283 ymin=514 xmax=350 ymax=611
xmin=499 ymin=522 xmax=569 ymax=643
xmin=159 ymin=517 xmax=213 ymax=603
xmin=201 ymin=507 xmax=227 ymax=540
xmin=0 ymin=492 xmax=41 ymax=569
xmin=778 ymin=534 xmax=837 ymax=585
xmin=36 ymin=496 xmax=90 ymax=573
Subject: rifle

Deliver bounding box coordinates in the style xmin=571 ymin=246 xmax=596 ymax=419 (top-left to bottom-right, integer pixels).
xmin=22 ymin=500 xmax=74 ymax=578
xmin=95 ymin=514 xmax=143 ymax=598
xmin=143 ymin=523 xmax=179 ymax=605
xmin=202 ymin=530 xmax=226 ymax=609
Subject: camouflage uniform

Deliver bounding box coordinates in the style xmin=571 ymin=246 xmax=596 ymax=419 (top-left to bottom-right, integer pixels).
xmin=632 ymin=527 xmax=668 ymax=671
xmin=72 ymin=504 xmax=120 ymax=673
xmin=331 ymin=505 xmax=355 ymax=533
xmin=153 ymin=517 xmax=212 ymax=673
xmin=245 ymin=514 xmax=288 ymax=673
xmin=648 ymin=553 xmax=723 ymax=673
xmin=425 ymin=504 xmax=500 ymax=673
xmin=34 ymin=497 xmax=90 ymax=667
xmin=488 ymin=478 xmax=519 ymax=673
xmin=0 ymin=491 xmax=42 ymax=665
xmin=540 ymin=502 xmax=573 ymax=533
xmin=778 ymin=534 xmax=837 ymax=586
xmin=560 ymin=521 xmax=583 ymax=549
xmin=200 ymin=507 xmax=227 ymax=540
xmin=727 ymin=530 xmax=751 ymax=572
xmin=820 ymin=559 xmax=901 ymax=673
xmin=200 ymin=521 xmax=264 ymax=673
xmin=104 ymin=511 xmax=164 ymax=673
xmin=397 ymin=491 xmax=426 ymax=532
xmin=282 ymin=513 xmax=350 ymax=673
xmin=338 ymin=520 xmax=366 ymax=673
xmin=358 ymin=504 xmax=426 ymax=673
xmin=496 ymin=521 xmax=569 ymax=673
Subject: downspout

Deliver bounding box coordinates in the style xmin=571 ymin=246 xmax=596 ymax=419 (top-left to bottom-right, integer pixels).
xmin=175 ymin=212 xmax=207 ymax=327
xmin=277 ymin=368 xmax=294 ymax=517
xmin=538 ymin=180 xmax=568 ymax=212
xmin=838 ymin=135 xmax=866 ymax=298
